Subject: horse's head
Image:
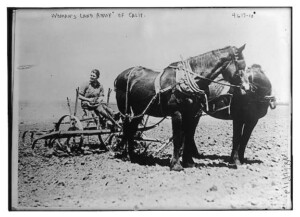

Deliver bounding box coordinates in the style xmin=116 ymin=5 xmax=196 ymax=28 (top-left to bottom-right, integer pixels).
xmin=220 ymin=44 xmax=250 ymax=94
xmin=245 ymin=64 xmax=272 ymax=96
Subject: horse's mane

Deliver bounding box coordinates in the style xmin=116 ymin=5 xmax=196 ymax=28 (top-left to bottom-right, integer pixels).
xmin=188 ymin=46 xmax=233 ymax=69
xmin=168 ymin=46 xmax=233 ymax=69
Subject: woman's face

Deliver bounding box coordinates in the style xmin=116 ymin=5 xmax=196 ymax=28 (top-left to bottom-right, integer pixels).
xmin=90 ymin=71 xmax=98 ymax=82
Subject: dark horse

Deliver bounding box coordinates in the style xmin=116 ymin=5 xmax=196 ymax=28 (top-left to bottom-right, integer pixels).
xmin=203 ymin=64 xmax=276 ymax=166
xmin=114 ymin=45 xmax=248 ymax=171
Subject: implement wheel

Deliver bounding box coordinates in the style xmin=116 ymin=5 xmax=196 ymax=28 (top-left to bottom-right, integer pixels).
xmin=53 ymin=115 xmax=84 ymax=153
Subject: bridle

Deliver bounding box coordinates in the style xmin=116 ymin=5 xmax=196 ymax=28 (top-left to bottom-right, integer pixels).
xmin=214 ymin=52 xmax=246 ymax=89
xmin=230 ymin=51 xmax=247 ymax=85
xmin=248 ymin=69 xmax=258 ymax=92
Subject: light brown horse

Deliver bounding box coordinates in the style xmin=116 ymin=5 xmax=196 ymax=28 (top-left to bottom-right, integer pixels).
xmin=114 ymin=45 xmax=249 ymax=171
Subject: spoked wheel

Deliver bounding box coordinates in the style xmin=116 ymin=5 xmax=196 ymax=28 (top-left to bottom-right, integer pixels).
xmin=53 ymin=115 xmax=84 ymax=154
xmin=82 ymin=114 xmax=105 ymax=151
xmin=97 ymin=118 xmax=122 ymax=150
xmin=106 ymin=132 xmax=123 ymax=152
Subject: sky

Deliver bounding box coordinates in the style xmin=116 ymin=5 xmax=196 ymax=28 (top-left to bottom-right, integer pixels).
xmin=13 ymin=8 xmax=291 ymax=103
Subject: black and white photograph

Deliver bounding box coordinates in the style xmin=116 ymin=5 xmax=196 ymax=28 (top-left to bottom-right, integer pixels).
xmin=9 ymin=7 xmax=292 ymax=211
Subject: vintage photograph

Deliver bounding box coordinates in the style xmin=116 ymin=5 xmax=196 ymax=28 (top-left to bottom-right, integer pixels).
xmin=9 ymin=7 xmax=291 ymax=210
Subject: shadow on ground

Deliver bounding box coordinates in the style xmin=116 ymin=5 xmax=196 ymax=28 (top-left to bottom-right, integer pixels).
xmin=115 ymin=152 xmax=263 ymax=169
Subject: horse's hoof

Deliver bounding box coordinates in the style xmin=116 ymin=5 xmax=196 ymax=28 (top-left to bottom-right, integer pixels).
xmin=182 ymin=162 xmax=195 ymax=168
xmin=229 ymin=157 xmax=242 ymax=165
xmin=170 ymin=164 xmax=184 ymax=171
xmin=228 ymin=163 xmax=238 ymax=169
xmin=182 ymin=158 xmax=195 ymax=168
xmin=239 ymin=157 xmax=245 ymax=164
xmin=228 ymin=158 xmax=242 ymax=169
xmin=235 ymin=159 xmax=242 ymax=166
xmin=192 ymin=152 xmax=204 ymax=159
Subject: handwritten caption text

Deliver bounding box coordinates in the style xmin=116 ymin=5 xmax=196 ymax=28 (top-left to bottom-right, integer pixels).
xmin=51 ymin=12 xmax=145 ymax=20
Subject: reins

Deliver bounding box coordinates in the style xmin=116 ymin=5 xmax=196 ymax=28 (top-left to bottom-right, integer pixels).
xmin=121 ymin=66 xmax=177 ymax=121
xmin=201 ymin=96 xmax=233 ymax=117
xmin=121 ymin=56 xmax=245 ymax=121
xmin=169 ymin=61 xmax=241 ymax=89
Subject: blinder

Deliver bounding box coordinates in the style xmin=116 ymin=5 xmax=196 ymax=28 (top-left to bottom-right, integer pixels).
xmin=222 ymin=55 xmax=246 ymax=86
xmin=223 ymin=53 xmax=250 ymax=93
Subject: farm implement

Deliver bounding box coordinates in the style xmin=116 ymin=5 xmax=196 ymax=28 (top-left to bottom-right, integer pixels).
xmin=22 ymin=88 xmax=173 ymax=156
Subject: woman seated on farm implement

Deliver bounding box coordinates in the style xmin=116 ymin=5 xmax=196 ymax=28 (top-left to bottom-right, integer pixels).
xmin=78 ymin=69 xmax=120 ymax=128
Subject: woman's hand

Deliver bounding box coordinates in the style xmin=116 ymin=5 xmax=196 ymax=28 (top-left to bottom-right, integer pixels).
xmin=95 ymin=97 xmax=104 ymax=104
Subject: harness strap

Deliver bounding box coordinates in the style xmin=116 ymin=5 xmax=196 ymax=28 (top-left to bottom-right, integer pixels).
xmin=154 ymin=71 xmax=164 ymax=94
xmin=184 ymin=60 xmax=204 ymax=93
xmin=202 ymin=93 xmax=233 ymax=116
xmin=123 ymin=58 xmax=243 ymax=120
xmin=176 ymin=60 xmax=209 ymax=111
xmin=154 ymin=70 xmax=175 ymax=94
xmin=169 ymin=65 xmax=241 ymax=88
xmin=125 ymin=66 xmax=139 ymax=115
xmin=204 ymin=93 xmax=209 ymax=111
xmin=122 ymin=68 xmax=176 ymax=120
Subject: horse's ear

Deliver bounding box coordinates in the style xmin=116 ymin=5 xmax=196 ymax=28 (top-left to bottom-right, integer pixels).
xmin=238 ymin=44 xmax=246 ymax=53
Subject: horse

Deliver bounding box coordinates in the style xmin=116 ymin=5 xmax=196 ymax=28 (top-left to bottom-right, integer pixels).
xmin=203 ymin=64 xmax=276 ymax=167
xmin=114 ymin=45 xmax=249 ymax=171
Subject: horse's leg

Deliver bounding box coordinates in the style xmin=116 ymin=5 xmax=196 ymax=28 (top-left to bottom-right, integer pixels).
xmin=126 ymin=117 xmax=143 ymax=160
xmin=182 ymin=114 xmax=201 ymax=167
xmin=170 ymin=111 xmax=184 ymax=171
xmin=117 ymin=115 xmax=140 ymax=158
xmin=239 ymin=119 xmax=258 ymax=163
xmin=230 ymin=119 xmax=244 ymax=166
xmin=190 ymin=115 xmax=201 ymax=158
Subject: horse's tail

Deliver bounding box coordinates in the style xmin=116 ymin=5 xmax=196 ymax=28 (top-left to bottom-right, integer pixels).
xmin=114 ymin=68 xmax=131 ymax=115
xmin=113 ymin=77 xmax=118 ymax=92
xmin=114 ymin=67 xmax=140 ymax=116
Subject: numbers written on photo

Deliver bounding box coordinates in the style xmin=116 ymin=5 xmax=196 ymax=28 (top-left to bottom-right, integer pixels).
xmin=232 ymin=12 xmax=256 ymax=19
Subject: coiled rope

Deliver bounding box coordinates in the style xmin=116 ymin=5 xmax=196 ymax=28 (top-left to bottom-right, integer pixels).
xmin=121 ymin=58 xmax=247 ymax=121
